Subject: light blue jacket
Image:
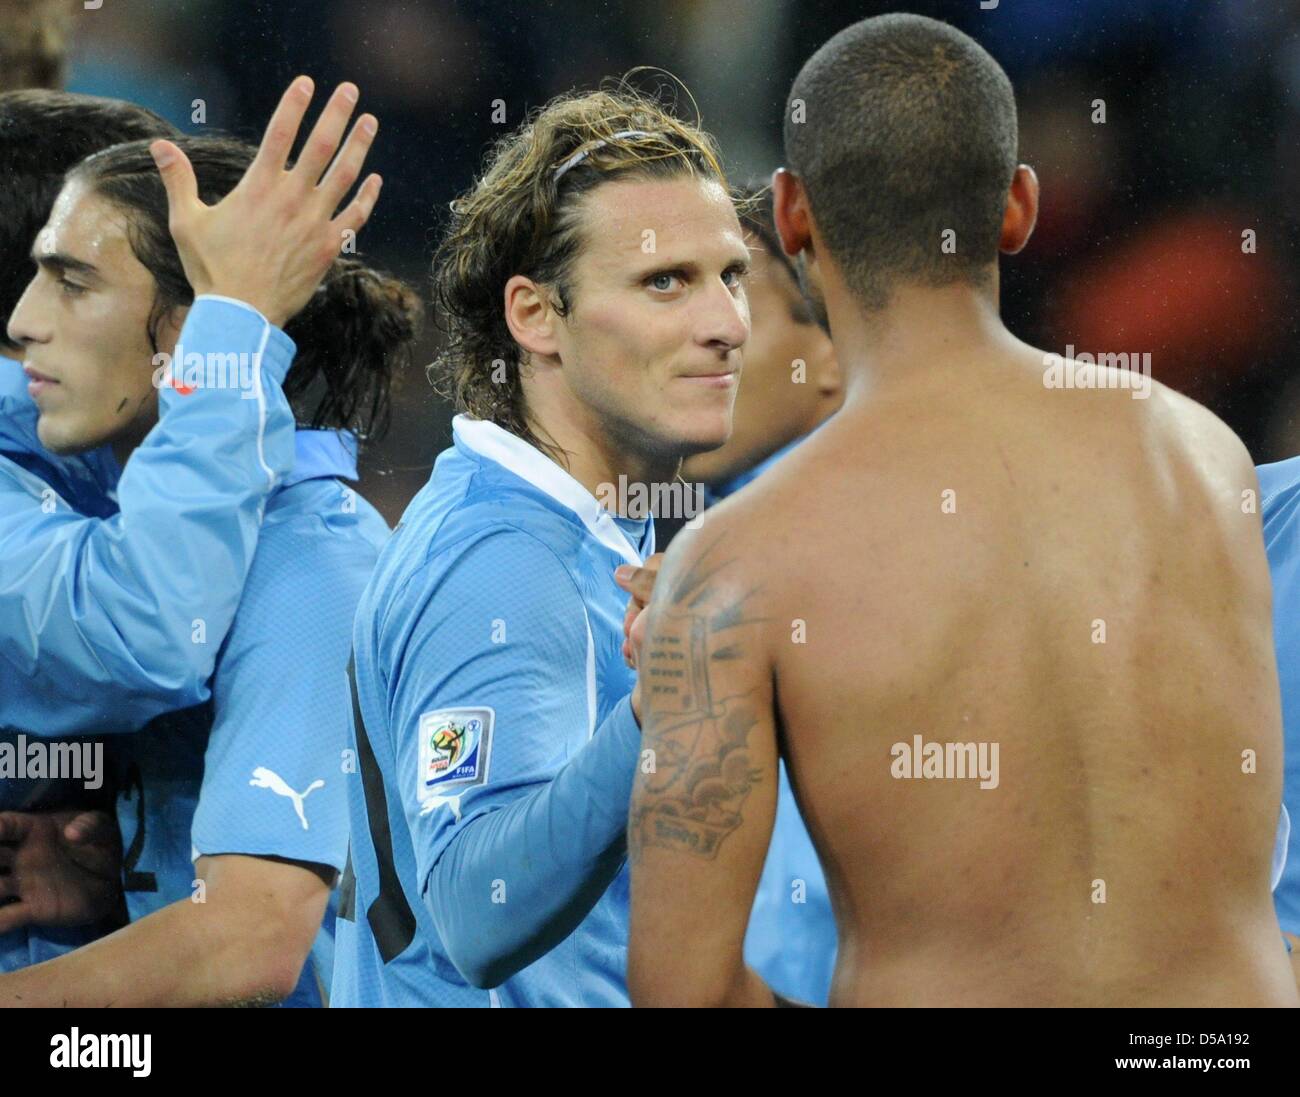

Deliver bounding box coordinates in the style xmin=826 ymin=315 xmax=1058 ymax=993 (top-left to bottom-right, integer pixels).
xmin=0 ymin=296 xmax=295 ymax=741
xmin=0 ymin=295 xmax=294 ymax=974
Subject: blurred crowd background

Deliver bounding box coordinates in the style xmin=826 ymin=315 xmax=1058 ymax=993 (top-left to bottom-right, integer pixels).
xmin=5 ymin=0 xmax=1300 ymax=524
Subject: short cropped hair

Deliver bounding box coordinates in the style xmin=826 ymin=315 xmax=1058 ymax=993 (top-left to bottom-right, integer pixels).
xmin=784 ymin=13 xmax=1018 ymax=310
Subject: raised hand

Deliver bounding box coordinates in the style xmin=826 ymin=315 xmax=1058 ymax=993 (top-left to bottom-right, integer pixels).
xmin=149 ymin=77 xmax=382 ymax=328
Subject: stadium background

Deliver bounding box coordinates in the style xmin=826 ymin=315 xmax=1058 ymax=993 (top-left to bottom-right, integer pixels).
xmin=6 ymin=0 xmax=1299 ymax=525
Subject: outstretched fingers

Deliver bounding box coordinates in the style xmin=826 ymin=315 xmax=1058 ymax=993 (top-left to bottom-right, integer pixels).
xmin=316 ymin=113 xmax=379 ymax=214
xmin=293 ymin=82 xmax=362 ymax=190
xmin=249 ymin=76 xmax=316 ymax=179
xmin=331 ymin=172 xmax=383 ymax=239
xmin=149 ymin=140 xmax=202 ymax=230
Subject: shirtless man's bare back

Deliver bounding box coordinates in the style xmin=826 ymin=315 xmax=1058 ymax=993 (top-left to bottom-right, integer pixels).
xmin=624 ymin=12 xmax=1299 ymax=1008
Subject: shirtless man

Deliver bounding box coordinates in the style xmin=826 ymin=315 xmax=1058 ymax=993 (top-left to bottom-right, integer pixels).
xmin=624 ymin=13 xmax=1299 ymax=1007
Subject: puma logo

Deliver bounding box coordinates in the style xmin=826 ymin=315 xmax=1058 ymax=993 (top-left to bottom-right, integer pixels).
xmin=249 ymin=766 xmax=325 ymax=830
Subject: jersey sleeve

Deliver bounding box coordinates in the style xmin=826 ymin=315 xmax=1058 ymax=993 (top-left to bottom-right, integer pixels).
xmin=0 ymin=297 xmax=295 ymax=737
xmin=189 ymin=511 xmax=377 ymax=873
xmin=387 ymin=526 xmax=641 ymax=988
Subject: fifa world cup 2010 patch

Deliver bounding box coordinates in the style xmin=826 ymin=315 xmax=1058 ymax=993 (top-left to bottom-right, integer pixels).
xmin=417 ymin=707 xmax=494 ymax=802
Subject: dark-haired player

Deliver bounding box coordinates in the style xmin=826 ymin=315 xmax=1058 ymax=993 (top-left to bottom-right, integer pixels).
xmin=627 ymin=13 xmax=1298 ymax=1007
xmin=0 ymin=89 xmax=281 ymax=974
xmin=0 ymin=79 xmax=419 ymax=1006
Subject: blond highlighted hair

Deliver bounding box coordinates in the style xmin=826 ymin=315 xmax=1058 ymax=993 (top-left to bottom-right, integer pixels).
xmin=429 ymin=77 xmax=730 ymax=462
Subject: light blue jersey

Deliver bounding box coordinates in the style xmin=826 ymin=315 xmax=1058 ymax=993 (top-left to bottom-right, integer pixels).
xmin=1256 ymin=457 xmax=1300 ymax=937
xmin=0 ymin=297 xmax=295 ymax=973
xmin=334 ymin=415 xmax=651 ymax=1007
xmin=111 ymin=429 xmax=388 ymax=1005
xmin=709 ymin=431 xmax=837 ymax=1006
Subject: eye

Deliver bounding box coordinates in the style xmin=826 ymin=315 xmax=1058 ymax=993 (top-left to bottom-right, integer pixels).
xmin=58 ymin=277 xmax=86 ymax=298
xmin=646 ymin=271 xmax=683 ymax=293
xmin=722 ymin=265 xmax=749 ymax=289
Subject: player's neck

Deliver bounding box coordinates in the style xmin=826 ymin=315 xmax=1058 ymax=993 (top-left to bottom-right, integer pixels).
xmin=111 ymin=420 xmax=155 ymax=471
xmin=827 ymin=279 xmax=1016 ymax=401
xmin=524 ymin=406 xmax=679 ymax=517
xmin=111 ymin=437 xmax=137 ymax=470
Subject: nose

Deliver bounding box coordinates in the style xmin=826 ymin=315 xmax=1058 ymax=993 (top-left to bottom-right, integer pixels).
xmin=696 ymin=277 xmax=750 ymax=355
xmin=6 ymin=275 xmax=49 ymax=349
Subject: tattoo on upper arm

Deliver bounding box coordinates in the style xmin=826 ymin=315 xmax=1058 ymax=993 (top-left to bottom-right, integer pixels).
xmin=629 ymin=540 xmax=770 ymax=861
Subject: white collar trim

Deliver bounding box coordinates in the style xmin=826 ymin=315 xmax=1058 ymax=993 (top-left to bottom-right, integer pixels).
xmin=452 ymin=415 xmax=645 ymax=566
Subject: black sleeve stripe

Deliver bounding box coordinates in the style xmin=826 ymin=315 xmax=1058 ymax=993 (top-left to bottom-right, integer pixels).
xmin=348 ymin=652 xmax=417 ymax=962
xmin=337 ymin=844 xmax=356 ymax=923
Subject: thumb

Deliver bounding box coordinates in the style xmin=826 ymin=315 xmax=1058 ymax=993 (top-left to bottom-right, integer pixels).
xmin=150 ymin=139 xmax=201 ymax=222
xmin=63 ymin=810 xmax=110 ymax=845
xmin=616 ymin=565 xmax=659 ymax=607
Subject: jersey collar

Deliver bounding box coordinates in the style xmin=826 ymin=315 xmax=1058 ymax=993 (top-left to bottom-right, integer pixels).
xmin=452 ymin=414 xmax=644 ymax=566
